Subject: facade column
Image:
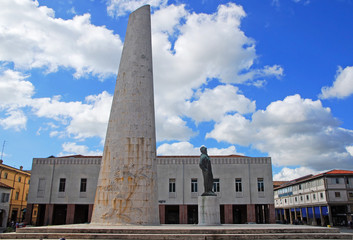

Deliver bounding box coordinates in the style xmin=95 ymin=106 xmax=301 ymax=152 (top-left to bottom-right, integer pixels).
xmin=306 ymin=207 xmax=310 ymax=224
xmin=24 ymin=204 xmax=33 ymax=225
xmin=44 ymin=204 xmax=54 ymax=226
xmin=319 ymin=206 xmax=325 ymax=226
xmin=88 ymin=204 xmax=94 ymax=223
xmin=312 ymin=206 xmax=317 ymax=226
xmin=179 ymin=205 xmax=187 ymax=224
xmin=269 ymin=204 xmax=276 ymax=223
xmin=299 ymin=208 xmax=303 ymax=222
xmin=328 ymin=205 xmax=333 ymax=226
xmin=66 ymin=204 xmax=75 ymax=224
xmin=247 ymin=204 xmax=256 ymax=223
xmin=224 ymin=204 xmax=233 ymax=224
xmin=294 ymin=208 xmax=297 ymax=221
xmin=289 ymin=209 xmax=293 ymax=224
xmin=347 ymin=205 xmax=352 ymax=223
xmin=283 ymin=209 xmax=287 ymax=223
xmin=159 ymin=205 xmax=165 ymax=224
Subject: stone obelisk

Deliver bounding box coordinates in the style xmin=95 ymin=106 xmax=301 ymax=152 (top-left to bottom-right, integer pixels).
xmin=91 ymin=5 xmax=159 ymax=225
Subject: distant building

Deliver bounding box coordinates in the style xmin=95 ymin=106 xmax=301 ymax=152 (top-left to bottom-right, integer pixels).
xmin=0 ymin=160 xmax=30 ymax=224
xmin=26 ymin=155 xmax=275 ymax=225
xmin=274 ymin=170 xmax=353 ymax=226
xmin=0 ymin=182 xmax=12 ymax=231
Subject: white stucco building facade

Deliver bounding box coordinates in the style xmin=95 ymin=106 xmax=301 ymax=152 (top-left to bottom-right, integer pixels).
xmin=26 ymin=154 xmax=275 ymax=225
xmin=274 ymin=170 xmax=353 ymax=226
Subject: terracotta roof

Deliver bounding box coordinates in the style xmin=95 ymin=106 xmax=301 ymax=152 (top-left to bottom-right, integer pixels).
xmin=0 ymin=163 xmax=31 ymax=175
xmin=273 ymin=181 xmax=288 ymax=188
xmin=325 ymin=169 xmax=353 ymax=175
xmin=0 ymin=182 xmax=13 ymax=189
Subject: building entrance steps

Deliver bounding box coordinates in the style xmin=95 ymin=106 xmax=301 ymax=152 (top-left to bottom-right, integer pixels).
xmin=0 ymin=224 xmax=353 ymax=239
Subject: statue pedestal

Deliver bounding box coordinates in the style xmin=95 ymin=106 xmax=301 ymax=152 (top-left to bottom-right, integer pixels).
xmin=198 ymin=196 xmax=221 ymax=225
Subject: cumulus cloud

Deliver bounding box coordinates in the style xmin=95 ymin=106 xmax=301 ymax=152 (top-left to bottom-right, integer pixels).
xmin=0 ymin=69 xmax=33 ymax=130
xmin=107 ymin=0 xmax=167 ymax=17
xmin=0 ymin=69 xmax=34 ymax=107
xmin=157 ymin=141 xmax=240 ymax=156
xmin=273 ymin=167 xmax=320 ymax=181
xmin=319 ymin=66 xmax=353 ymax=99
xmin=59 ymin=142 xmax=102 ymax=156
xmin=0 ymin=0 xmax=123 ymax=79
xmin=0 ymin=110 xmax=27 ymax=131
xmin=30 ymin=91 xmax=112 ymax=140
xmin=151 ymin=3 xmax=281 ymax=140
xmin=207 ymin=94 xmax=353 ymax=171
xmin=184 ymin=85 xmax=256 ymax=123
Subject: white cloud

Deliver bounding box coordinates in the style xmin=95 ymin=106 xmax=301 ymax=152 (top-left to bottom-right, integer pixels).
xmin=319 ymin=66 xmax=353 ymax=99
xmin=0 ymin=69 xmax=34 ymax=107
xmin=0 ymin=110 xmax=27 ymax=131
xmin=0 ymin=2 xmax=284 ymax=152
xmin=59 ymin=142 xmax=102 ymax=156
xmin=273 ymin=167 xmax=320 ymax=181
xmin=0 ymin=0 xmax=123 ymax=79
xmin=107 ymin=0 xmax=167 ymax=17
xmin=157 ymin=141 xmax=240 ymax=156
xmin=151 ymin=3 xmax=281 ymax=141
xmin=207 ymin=94 xmax=353 ymax=171
xmin=347 ymin=146 xmax=353 ymax=156
xmin=30 ymin=91 xmax=112 ymax=140
xmin=0 ymin=69 xmax=32 ymax=130
xmin=184 ymin=85 xmax=256 ymax=123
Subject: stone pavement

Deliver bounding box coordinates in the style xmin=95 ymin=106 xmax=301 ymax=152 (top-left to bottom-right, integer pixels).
xmin=0 ymin=223 xmax=350 ymax=239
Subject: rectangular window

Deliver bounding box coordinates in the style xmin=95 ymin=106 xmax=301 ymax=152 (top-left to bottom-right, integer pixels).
xmin=37 ymin=178 xmax=46 ymax=198
xmin=349 ymin=192 xmax=353 ymax=198
xmin=3 ymin=172 xmax=7 ymax=179
xmin=213 ymin=178 xmax=220 ymax=192
xmin=235 ymin=178 xmax=242 ymax=192
xmin=15 ymin=192 xmax=19 ymax=200
xmin=300 ymin=196 xmax=303 ymax=201
xmin=320 ymin=192 xmax=324 ymax=199
xmin=80 ymin=178 xmax=87 ymax=192
xmin=295 ymin=196 xmax=298 ymax=202
xmin=1 ymin=193 xmax=9 ymax=202
xmin=335 ymin=192 xmax=341 ymax=198
xmin=313 ymin=193 xmax=316 ymax=200
xmin=18 ymin=176 xmax=21 ymax=182
xmin=191 ymin=179 xmax=198 ymax=193
xmin=336 ymin=178 xmax=340 ymax=184
xmin=59 ymin=178 xmax=66 ymax=192
xmin=306 ymin=194 xmax=309 ymax=201
xmin=25 ymin=193 xmax=28 ymax=201
xmin=299 ymin=184 xmax=302 ymax=190
xmin=169 ymin=178 xmax=176 ymax=193
xmin=257 ymin=178 xmax=264 ymax=192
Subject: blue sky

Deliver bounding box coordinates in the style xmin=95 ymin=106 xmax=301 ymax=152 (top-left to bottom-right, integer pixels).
xmin=1 ymin=0 xmax=353 ymax=180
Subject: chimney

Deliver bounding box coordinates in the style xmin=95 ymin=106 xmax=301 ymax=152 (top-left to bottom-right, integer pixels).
xmin=0 ymin=160 xmax=3 ymax=164
xmin=20 ymin=166 xmax=23 ymax=170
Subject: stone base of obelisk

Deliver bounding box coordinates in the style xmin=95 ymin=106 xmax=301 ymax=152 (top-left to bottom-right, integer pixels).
xmin=198 ymin=195 xmax=221 ymax=225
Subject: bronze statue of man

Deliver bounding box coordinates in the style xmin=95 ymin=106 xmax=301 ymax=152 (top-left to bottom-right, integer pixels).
xmin=199 ymin=146 xmax=216 ymax=196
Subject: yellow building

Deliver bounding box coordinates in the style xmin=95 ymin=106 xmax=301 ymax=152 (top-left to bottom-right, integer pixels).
xmin=0 ymin=160 xmax=30 ymax=224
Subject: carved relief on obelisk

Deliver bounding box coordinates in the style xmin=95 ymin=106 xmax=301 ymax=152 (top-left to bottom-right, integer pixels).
xmin=91 ymin=5 xmax=159 ymax=225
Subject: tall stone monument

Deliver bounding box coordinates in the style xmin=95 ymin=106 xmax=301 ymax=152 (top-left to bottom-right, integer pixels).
xmin=91 ymin=5 xmax=159 ymax=225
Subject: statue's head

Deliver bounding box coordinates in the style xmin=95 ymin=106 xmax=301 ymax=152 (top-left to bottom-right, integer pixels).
xmin=200 ymin=146 xmax=207 ymax=154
